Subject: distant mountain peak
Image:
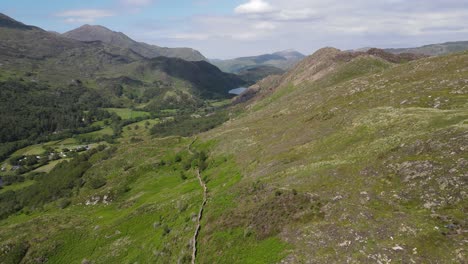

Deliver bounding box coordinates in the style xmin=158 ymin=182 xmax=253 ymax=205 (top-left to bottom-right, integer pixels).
xmin=75 ymin=24 xmax=115 ymax=32
xmin=274 ymin=49 xmax=303 ymax=55
xmin=273 ymin=49 xmax=306 ymax=60
xmin=64 ymin=24 xmax=126 ymax=41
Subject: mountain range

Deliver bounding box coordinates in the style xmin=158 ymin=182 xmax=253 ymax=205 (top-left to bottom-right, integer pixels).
xmin=0 ymin=13 xmax=244 ymax=108
xmin=354 ymin=41 xmax=468 ymax=56
xmin=210 ymin=49 xmax=306 ymax=73
xmin=63 ymin=24 xmax=206 ymax=61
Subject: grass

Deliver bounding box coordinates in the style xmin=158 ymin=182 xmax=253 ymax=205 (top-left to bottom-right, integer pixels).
xmin=10 ymin=144 xmax=46 ymax=156
xmin=198 ymin=229 xmax=289 ymax=264
xmin=78 ymin=127 xmax=113 ymax=138
xmin=105 ymin=108 xmax=150 ymax=120
xmin=0 ymin=180 xmax=35 ymax=194
xmin=0 ymin=136 xmax=198 ymax=263
xmin=201 ymin=51 xmax=468 ymax=263
xmin=0 ymin=51 xmax=467 ymax=263
xmin=121 ymin=119 xmax=159 ymax=140
xmin=208 ymin=99 xmax=231 ymax=108
xmin=32 ymin=160 xmax=65 ymax=173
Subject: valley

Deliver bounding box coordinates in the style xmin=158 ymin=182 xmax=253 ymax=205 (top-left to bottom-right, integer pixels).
xmin=0 ymin=7 xmax=467 ymax=264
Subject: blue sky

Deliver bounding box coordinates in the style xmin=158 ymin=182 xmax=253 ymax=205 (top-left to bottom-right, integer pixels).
xmin=2 ymin=0 xmax=468 ymax=58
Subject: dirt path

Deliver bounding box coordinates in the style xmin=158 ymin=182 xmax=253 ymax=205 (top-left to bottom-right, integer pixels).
xmin=189 ymin=139 xmax=207 ymax=264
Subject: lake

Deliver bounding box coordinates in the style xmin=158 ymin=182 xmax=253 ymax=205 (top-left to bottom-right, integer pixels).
xmin=229 ymin=87 xmax=248 ymax=95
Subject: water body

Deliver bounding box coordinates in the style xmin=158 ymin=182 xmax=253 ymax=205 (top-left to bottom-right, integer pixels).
xmin=228 ymin=87 xmax=248 ymax=95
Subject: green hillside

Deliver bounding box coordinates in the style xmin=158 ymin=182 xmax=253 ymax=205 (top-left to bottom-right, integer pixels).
xmin=385 ymin=41 xmax=468 ymax=56
xmin=211 ymin=50 xmax=305 ymax=73
xmin=1 ymin=41 xmax=466 ymax=264
xmin=237 ymin=65 xmax=285 ymax=85
xmin=202 ymin=49 xmax=468 ymax=263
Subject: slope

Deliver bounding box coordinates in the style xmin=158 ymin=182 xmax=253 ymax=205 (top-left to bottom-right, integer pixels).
xmin=1 ymin=47 xmax=465 ymax=263
xmin=385 ymin=41 xmax=468 ymax=56
xmin=197 ymin=49 xmax=468 ymax=263
xmin=63 ymin=25 xmax=207 ymax=61
xmin=211 ymin=50 xmax=305 ymax=73
xmin=236 ymin=65 xmax=285 ymax=85
xmin=0 ymin=13 xmax=244 ymax=104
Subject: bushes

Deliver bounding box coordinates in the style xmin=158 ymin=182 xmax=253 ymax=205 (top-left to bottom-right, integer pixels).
xmin=88 ymin=176 xmax=106 ymax=189
xmin=0 ymin=144 xmax=118 ymax=218
xmin=0 ymin=140 xmax=30 ymax=163
xmin=0 ymin=150 xmax=96 ymax=219
xmin=58 ymin=199 xmax=71 ymax=209
xmin=0 ymin=242 xmax=29 ymax=264
xmin=0 ymin=175 xmax=25 ymax=186
xmin=150 ymin=111 xmax=229 ymax=137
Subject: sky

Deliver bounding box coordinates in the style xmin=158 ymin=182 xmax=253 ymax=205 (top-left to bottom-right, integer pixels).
xmin=1 ymin=0 xmax=468 ymax=59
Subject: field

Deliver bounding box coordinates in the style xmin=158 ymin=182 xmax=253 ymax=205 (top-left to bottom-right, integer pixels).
xmin=105 ymin=108 xmax=151 ymax=120
xmin=0 ymin=180 xmax=35 ymax=194
xmin=33 ymin=160 xmax=66 ymax=173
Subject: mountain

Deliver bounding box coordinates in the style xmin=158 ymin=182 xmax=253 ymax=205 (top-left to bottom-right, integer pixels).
xmin=236 ymin=65 xmax=285 ymax=85
xmin=384 ymin=41 xmax=468 ymax=56
xmin=0 ymin=13 xmax=243 ymax=103
xmin=202 ymin=48 xmax=468 ymax=263
xmin=0 ymin=13 xmax=36 ymax=30
xmin=211 ymin=49 xmax=306 ymax=73
xmin=63 ymin=24 xmax=207 ymax=61
xmin=1 ymin=12 xmax=466 ymax=264
xmin=1 ymin=44 xmax=466 ymax=263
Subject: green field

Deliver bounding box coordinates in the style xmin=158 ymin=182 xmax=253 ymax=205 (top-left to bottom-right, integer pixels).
xmin=121 ymin=119 xmax=160 ymax=139
xmin=11 ymin=145 xmax=46 ymax=156
xmin=78 ymin=127 xmax=114 ymax=138
xmin=0 ymin=180 xmax=35 ymax=194
xmin=33 ymin=160 xmax=66 ymax=173
xmin=105 ymin=108 xmax=151 ymax=120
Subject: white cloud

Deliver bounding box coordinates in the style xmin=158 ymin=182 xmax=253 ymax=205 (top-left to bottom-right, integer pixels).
xmin=133 ymin=0 xmax=468 ymax=58
xmin=172 ymin=33 xmax=211 ymax=40
xmin=56 ymin=9 xmax=115 ymax=23
xmin=253 ymin=21 xmax=276 ymax=30
xmin=120 ymin=0 xmax=154 ymax=7
xmin=274 ymin=8 xmax=318 ymax=21
xmin=235 ymin=0 xmax=274 ymax=14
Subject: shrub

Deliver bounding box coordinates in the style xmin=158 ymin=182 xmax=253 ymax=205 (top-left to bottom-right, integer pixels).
xmin=88 ymin=176 xmax=106 ymax=189
xmin=174 ymin=154 xmax=182 ymax=163
xmin=58 ymin=199 xmax=71 ymax=209
xmin=130 ymin=137 xmax=143 ymax=143
xmin=97 ymin=145 xmax=106 ymax=151
xmin=162 ymin=225 xmax=171 ymax=236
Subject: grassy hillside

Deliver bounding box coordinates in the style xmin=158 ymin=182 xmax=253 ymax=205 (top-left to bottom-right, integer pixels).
xmin=0 ymin=44 xmax=466 ymax=264
xmin=211 ymin=50 xmax=305 ymax=73
xmin=237 ymin=65 xmax=285 ymax=85
xmin=200 ymin=49 xmax=468 ymax=263
xmin=385 ymin=41 xmax=468 ymax=56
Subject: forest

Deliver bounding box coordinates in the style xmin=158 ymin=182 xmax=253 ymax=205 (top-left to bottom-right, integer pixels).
xmin=0 ymin=79 xmax=110 ymax=143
